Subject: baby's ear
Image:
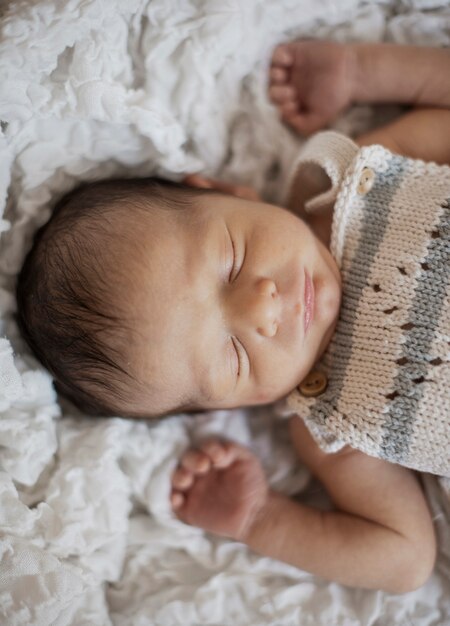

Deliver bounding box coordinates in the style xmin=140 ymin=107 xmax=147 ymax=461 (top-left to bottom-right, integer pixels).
xmin=183 ymin=174 xmax=261 ymax=201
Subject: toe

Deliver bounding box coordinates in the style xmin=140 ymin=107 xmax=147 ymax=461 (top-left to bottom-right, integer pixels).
xmin=272 ymin=44 xmax=294 ymax=67
xmin=181 ymin=449 xmax=211 ymax=474
xmin=172 ymin=467 xmax=194 ymax=490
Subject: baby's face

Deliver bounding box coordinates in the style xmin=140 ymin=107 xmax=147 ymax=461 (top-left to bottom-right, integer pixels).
xmin=129 ymin=194 xmax=341 ymax=415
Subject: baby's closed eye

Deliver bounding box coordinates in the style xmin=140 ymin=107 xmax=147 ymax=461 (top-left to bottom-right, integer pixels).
xmin=226 ymin=227 xmax=245 ymax=283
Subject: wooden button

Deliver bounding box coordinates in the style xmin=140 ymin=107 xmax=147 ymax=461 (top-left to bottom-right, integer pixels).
xmin=357 ymin=167 xmax=375 ymax=195
xmin=298 ymin=370 xmax=328 ymax=397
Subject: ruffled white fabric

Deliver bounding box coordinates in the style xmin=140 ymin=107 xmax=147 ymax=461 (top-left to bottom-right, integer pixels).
xmin=1 ymin=1 xmax=449 ymax=624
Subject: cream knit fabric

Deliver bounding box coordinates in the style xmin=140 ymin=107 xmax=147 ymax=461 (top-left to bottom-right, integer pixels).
xmin=284 ymin=132 xmax=450 ymax=476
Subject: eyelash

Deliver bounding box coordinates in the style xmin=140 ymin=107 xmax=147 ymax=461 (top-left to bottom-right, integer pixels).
xmin=226 ymin=231 xmax=247 ymax=378
xmin=228 ymin=236 xmax=237 ymax=282
xmin=231 ymin=336 xmax=242 ymax=377
xmin=228 ymin=233 xmax=246 ymax=283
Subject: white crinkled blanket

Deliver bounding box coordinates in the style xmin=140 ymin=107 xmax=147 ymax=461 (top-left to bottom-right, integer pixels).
xmin=1 ymin=1 xmax=450 ymax=624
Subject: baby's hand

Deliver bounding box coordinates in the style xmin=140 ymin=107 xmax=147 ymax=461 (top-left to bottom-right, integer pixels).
xmin=171 ymin=439 xmax=268 ymax=541
xmin=269 ymin=40 xmax=355 ymax=135
xmin=183 ymin=174 xmax=261 ymax=201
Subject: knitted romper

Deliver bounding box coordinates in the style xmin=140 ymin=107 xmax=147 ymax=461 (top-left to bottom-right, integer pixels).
xmin=282 ymin=132 xmax=450 ymax=477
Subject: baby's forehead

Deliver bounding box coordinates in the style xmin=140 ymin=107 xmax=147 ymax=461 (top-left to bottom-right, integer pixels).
xmin=122 ymin=209 xmax=223 ymax=406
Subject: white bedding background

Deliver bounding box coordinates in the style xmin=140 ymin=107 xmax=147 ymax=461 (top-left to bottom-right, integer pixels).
xmin=0 ymin=0 xmax=450 ymax=624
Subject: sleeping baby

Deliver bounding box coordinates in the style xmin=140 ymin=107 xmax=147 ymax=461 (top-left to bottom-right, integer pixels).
xmin=16 ymin=42 xmax=450 ymax=592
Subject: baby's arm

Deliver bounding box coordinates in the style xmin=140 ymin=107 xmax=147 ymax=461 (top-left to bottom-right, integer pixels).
xmin=245 ymin=418 xmax=436 ymax=592
xmin=350 ymin=43 xmax=450 ymax=108
xmin=270 ymin=41 xmax=450 ymax=137
xmin=171 ymin=427 xmax=436 ymax=592
xmin=356 ymin=106 xmax=450 ymax=165
xmin=352 ymin=45 xmax=450 ymax=164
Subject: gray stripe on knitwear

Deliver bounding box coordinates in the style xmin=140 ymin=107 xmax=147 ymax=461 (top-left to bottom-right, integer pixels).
xmin=381 ymin=197 xmax=450 ymax=462
xmin=309 ymin=155 xmax=408 ymax=427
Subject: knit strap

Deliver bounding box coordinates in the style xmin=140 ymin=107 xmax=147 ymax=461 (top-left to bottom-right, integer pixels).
xmin=286 ymin=131 xmax=359 ymax=214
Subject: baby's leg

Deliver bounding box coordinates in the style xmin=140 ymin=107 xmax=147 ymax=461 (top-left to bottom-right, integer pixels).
xmin=171 ymin=439 xmax=268 ymax=540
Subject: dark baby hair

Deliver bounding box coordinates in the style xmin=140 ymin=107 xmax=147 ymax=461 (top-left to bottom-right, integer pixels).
xmin=16 ymin=177 xmax=201 ymax=418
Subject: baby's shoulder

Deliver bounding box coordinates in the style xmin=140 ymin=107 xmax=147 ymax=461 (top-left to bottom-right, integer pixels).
xmin=288 ymin=414 xmax=361 ymax=476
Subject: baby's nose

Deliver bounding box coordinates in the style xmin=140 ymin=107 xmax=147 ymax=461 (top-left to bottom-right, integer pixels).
xmin=254 ymin=278 xmax=280 ymax=338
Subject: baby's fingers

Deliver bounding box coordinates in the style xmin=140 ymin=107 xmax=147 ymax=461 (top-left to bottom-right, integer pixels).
xmin=269 ymin=84 xmax=297 ymax=105
xmin=183 ymin=174 xmax=260 ymax=202
xmin=269 ymin=66 xmax=289 ymax=85
xmin=200 ymin=439 xmax=252 ymax=469
xmin=181 ymin=449 xmax=211 ymax=474
xmin=271 ymin=44 xmax=295 ymax=68
xmin=282 ymin=110 xmax=329 ymax=136
xmin=207 ymin=179 xmax=261 ymax=201
xmin=172 ymin=466 xmax=194 ymax=490
xmin=171 ymin=492 xmax=185 ymax=510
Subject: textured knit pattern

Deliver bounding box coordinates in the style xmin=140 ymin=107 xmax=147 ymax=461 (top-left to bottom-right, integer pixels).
xmin=286 ymin=133 xmax=450 ymax=476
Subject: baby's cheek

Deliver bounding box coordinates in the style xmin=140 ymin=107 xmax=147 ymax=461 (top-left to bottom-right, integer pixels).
xmin=253 ymin=388 xmax=275 ymax=404
xmin=251 ymin=374 xmax=292 ymax=404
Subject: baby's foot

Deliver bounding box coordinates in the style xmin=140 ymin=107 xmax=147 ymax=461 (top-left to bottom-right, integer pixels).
xmin=269 ymin=40 xmax=354 ymax=135
xmin=171 ymin=439 xmax=268 ymax=541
